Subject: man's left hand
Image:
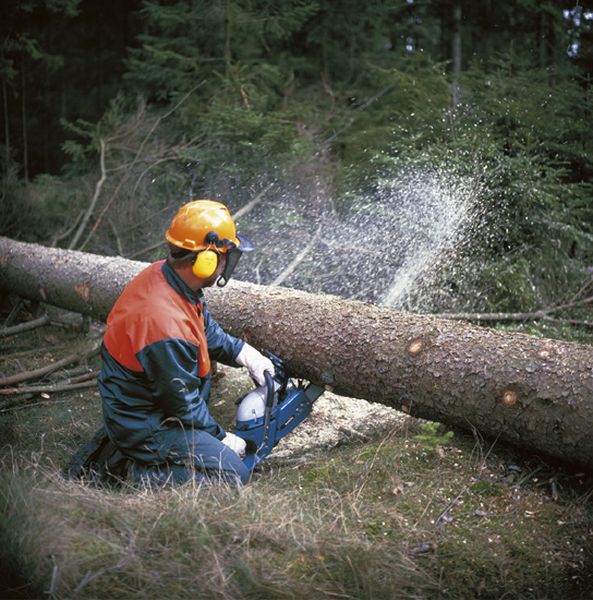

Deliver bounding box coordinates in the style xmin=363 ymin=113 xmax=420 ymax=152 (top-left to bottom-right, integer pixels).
xmin=236 ymin=343 xmax=274 ymax=386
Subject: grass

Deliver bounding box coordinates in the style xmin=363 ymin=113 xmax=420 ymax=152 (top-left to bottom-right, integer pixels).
xmin=1 ymin=321 xmax=593 ymax=599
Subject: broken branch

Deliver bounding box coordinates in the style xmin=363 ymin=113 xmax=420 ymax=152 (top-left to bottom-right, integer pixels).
xmin=271 ymin=223 xmax=322 ymax=287
xmin=437 ymin=295 xmax=593 ymax=325
xmin=0 ymin=339 xmax=101 ymax=386
xmin=69 ymin=138 xmax=107 ymax=250
xmin=78 ymin=84 xmax=203 ymax=251
xmin=231 ymin=183 xmax=273 ymax=222
xmin=0 ymin=379 xmax=97 ymax=397
xmin=0 ymin=314 xmax=50 ymax=338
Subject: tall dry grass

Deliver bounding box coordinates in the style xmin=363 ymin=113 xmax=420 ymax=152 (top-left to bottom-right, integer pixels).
xmin=0 ymin=456 xmax=436 ymax=599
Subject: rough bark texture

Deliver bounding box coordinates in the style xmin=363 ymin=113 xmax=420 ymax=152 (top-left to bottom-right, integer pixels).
xmin=1 ymin=236 xmax=593 ymax=470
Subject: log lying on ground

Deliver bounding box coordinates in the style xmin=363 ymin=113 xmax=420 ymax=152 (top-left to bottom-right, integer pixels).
xmin=1 ymin=236 xmax=593 ymax=470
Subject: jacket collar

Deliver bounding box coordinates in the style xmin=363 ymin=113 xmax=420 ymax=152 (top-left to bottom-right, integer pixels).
xmin=161 ymin=260 xmax=203 ymax=305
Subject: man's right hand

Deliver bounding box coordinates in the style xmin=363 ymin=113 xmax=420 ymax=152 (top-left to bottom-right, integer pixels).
xmin=221 ymin=432 xmax=247 ymax=458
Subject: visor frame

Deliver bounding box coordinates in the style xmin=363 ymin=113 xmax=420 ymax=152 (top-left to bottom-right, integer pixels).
xmin=236 ymin=233 xmax=256 ymax=252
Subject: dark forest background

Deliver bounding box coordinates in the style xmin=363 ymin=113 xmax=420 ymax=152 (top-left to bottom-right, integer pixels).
xmin=1 ymin=0 xmax=592 ymax=315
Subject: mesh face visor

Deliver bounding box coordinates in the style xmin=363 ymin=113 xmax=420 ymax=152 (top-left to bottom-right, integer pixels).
xmin=216 ymin=233 xmax=255 ymax=287
xmin=217 ymin=247 xmax=241 ymax=287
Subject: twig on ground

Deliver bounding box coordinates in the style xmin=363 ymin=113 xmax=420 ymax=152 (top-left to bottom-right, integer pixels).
xmin=0 ymin=314 xmax=50 ymax=338
xmin=0 ymin=379 xmax=97 ymax=397
xmin=48 ymin=316 xmax=86 ymax=331
xmin=434 ymin=486 xmax=469 ymax=530
xmin=63 ymin=370 xmax=99 ymax=384
xmin=0 ymin=343 xmax=70 ymax=361
xmin=54 ymin=365 xmax=95 ymax=380
xmin=0 ymin=393 xmax=35 ymax=411
xmin=0 ymin=340 xmax=101 ymax=386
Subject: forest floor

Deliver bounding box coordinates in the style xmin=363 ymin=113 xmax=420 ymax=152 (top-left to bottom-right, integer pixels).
xmin=1 ymin=310 xmax=592 ymax=600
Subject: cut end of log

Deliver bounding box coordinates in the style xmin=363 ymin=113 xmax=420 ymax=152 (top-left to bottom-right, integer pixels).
xmin=406 ymin=338 xmax=424 ymax=356
xmin=501 ymin=388 xmax=518 ymax=407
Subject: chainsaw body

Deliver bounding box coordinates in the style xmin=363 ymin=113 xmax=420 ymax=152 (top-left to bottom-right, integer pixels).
xmin=234 ymin=353 xmax=324 ymax=471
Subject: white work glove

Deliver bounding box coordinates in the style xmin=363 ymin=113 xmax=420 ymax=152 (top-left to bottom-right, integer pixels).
xmin=222 ymin=432 xmax=247 ymax=458
xmin=236 ymin=343 xmax=274 ymax=386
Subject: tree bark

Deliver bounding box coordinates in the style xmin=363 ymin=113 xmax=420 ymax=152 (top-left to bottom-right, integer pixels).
xmin=1 ymin=236 xmax=593 ymax=470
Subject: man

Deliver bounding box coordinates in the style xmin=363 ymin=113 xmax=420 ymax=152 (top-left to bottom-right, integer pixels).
xmin=97 ymin=199 xmax=273 ymax=486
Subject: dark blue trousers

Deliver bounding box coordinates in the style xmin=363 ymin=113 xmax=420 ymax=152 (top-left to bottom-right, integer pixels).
xmin=127 ymin=427 xmax=250 ymax=487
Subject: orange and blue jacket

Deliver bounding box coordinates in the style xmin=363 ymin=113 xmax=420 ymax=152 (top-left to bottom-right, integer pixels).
xmin=98 ymin=260 xmax=244 ymax=462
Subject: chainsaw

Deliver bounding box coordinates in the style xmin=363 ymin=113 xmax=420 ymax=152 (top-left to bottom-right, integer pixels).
xmin=234 ymin=351 xmax=325 ymax=471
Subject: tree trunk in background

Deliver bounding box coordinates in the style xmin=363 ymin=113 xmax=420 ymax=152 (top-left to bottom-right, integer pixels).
xmin=451 ymin=1 xmax=462 ymax=106
xmin=538 ymin=4 xmax=547 ymax=70
xmin=20 ymin=62 xmax=28 ymax=183
xmin=1 ymin=236 xmax=593 ymax=470
xmin=537 ymin=2 xmax=558 ymax=86
xmin=547 ymin=8 xmax=558 ymax=88
xmin=1 ymin=78 xmax=9 ymax=188
xmin=224 ymin=0 xmax=232 ymax=79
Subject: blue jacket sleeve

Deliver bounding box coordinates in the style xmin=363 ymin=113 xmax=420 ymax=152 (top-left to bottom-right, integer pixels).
xmin=136 ymin=338 xmax=225 ymax=439
xmin=202 ymin=299 xmax=244 ymax=365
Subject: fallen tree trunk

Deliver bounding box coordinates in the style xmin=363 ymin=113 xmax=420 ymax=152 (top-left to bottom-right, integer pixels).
xmin=1 ymin=236 xmax=593 ymax=470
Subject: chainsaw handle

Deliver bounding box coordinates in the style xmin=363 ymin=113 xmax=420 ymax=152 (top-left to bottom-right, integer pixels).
xmin=260 ymin=370 xmax=276 ymax=445
xmin=262 ymin=351 xmax=288 ymax=393
xmin=264 ymin=370 xmax=275 ymax=409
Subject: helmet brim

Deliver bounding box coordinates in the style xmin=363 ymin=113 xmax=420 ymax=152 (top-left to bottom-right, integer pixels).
xmin=236 ymin=233 xmax=256 ymax=252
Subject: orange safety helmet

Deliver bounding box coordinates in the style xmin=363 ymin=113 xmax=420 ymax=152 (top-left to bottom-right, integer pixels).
xmin=166 ymin=199 xmax=252 ymax=253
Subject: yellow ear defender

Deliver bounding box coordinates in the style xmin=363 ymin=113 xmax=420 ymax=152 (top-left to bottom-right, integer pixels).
xmin=192 ymin=249 xmax=219 ymax=279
